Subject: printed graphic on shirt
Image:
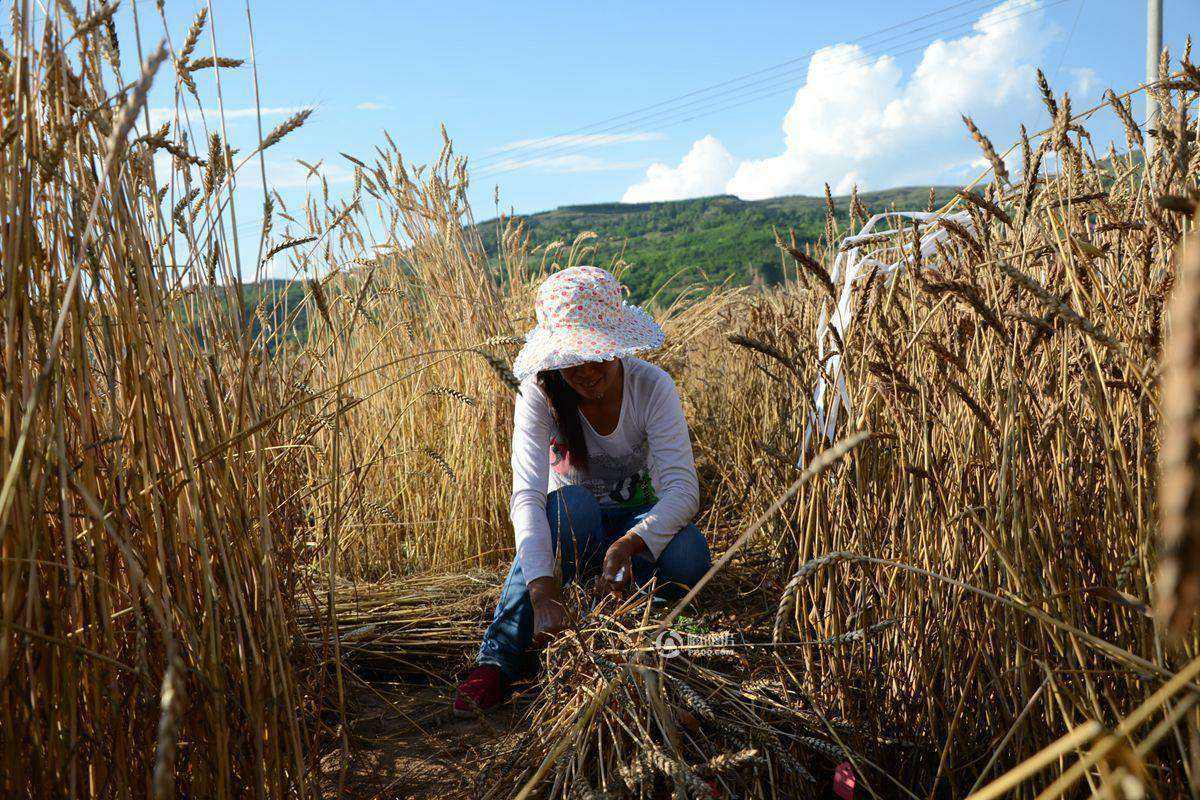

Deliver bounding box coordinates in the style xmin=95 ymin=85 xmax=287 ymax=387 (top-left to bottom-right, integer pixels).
xmin=608 ymin=469 xmax=658 ymax=508
xmin=548 ymin=435 xmax=659 ymax=508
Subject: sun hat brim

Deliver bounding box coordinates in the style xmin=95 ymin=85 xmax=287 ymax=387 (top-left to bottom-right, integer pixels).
xmin=511 ymin=303 xmax=665 ymax=382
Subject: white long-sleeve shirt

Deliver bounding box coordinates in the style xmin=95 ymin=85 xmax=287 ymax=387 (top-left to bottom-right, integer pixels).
xmin=509 ymin=357 xmax=700 ymax=583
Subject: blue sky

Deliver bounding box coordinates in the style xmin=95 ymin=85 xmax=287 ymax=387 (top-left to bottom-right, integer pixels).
xmin=8 ymin=0 xmax=1199 ymax=274
xmin=147 ymin=0 xmax=1193 ymax=207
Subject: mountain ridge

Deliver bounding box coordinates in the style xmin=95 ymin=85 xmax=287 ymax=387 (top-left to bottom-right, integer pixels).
xmin=477 ymin=185 xmax=960 ymax=302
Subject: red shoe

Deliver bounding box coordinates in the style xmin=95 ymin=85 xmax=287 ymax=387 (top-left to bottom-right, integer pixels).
xmin=453 ymin=665 xmax=505 ymax=717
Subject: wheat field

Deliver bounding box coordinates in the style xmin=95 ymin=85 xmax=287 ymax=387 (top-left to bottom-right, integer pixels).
xmin=2 ymin=6 xmax=1200 ymax=799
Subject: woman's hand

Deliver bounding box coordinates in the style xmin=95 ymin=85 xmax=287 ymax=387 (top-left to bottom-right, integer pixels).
xmin=598 ymin=533 xmax=648 ymax=597
xmin=528 ymin=576 xmax=568 ymax=646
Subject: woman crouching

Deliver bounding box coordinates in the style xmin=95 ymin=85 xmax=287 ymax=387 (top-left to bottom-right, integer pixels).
xmin=454 ymin=266 xmax=712 ymax=715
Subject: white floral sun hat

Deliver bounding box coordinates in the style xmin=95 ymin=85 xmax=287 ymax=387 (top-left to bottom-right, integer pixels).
xmin=512 ymin=266 xmax=665 ymax=381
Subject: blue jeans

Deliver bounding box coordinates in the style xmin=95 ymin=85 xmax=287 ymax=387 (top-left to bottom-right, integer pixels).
xmin=476 ymin=485 xmax=712 ymax=679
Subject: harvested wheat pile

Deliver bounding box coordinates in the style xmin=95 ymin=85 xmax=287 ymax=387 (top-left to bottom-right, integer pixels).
xmin=298 ymin=571 xmax=498 ymax=678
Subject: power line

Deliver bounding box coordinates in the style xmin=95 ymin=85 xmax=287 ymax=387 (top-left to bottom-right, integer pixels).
xmin=0 ymin=0 xmax=160 ymax=37
xmin=472 ymin=0 xmax=1001 ymax=170
xmin=90 ymin=0 xmax=1076 ymax=235
xmin=475 ymin=0 xmax=1069 ymax=179
xmin=472 ymin=0 xmax=1063 ymax=176
xmin=1052 ymin=0 xmax=1085 ymax=79
xmin=224 ymin=0 xmax=1067 ymax=230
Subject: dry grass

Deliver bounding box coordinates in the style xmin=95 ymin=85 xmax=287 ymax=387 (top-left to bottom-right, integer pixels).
xmin=5 ymin=5 xmax=1200 ymax=799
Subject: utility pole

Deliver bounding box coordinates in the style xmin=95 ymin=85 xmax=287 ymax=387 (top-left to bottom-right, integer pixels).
xmin=1147 ymin=0 xmax=1163 ymax=147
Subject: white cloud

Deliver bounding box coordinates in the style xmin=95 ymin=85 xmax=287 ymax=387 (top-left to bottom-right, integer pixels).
xmin=356 ymin=101 xmax=390 ymax=111
xmin=147 ymin=105 xmax=309 ymax=130
xmin=624 ymin=0 xmax=1067 ymax=202
xmin=621 ymin=135 xmax=737 ymax=202
xmin=492 ymin=132 xmax=666 ymax=154
xmin=489 ymin=154 xmax=649 ymax=174
xmin=1066 ymin=67 xmax=1098 ymax=96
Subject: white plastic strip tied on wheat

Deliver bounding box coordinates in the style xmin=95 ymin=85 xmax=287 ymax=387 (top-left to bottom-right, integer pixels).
xmin=801 ymin=210 xmax=975 ymax=461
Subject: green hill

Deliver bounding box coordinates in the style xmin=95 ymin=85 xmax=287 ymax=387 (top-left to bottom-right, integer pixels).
xmin=478 ymin=186 xmax=959 ymax=303
xmin=239 ymin=185 xmax=961 ymax=341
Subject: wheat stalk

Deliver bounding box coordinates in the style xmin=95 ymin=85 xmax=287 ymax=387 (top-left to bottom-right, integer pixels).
xmin=260 ymin=108 xmax=313 ymax=151
xmin=962 ymin=115 xmax=1010 ymax=184
xmin=1157 ymin=234 xmax=1200 ymax=635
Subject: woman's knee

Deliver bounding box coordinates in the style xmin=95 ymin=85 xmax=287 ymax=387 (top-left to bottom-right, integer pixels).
xmin=547 ymin=485 xmax=602 ymax=548
xmin=656 ymin=524 xmax=711 ymax=588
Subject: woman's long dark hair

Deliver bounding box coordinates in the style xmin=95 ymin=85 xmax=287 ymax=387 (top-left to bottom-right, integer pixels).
xmin=537 ymin=369 xmax=588 ymax=470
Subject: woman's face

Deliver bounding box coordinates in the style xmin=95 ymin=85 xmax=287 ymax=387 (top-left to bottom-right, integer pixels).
xmin=560 ymin=358 xmax=620 ymax=402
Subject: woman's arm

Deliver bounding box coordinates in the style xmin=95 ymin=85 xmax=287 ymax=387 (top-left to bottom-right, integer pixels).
xmin=625 ymin=371 xmax=700 ymax=557
xmin=510 ymin=382 xmax=570 ymax=640
xmin=509 ymin=381 xmax=557 ymax=583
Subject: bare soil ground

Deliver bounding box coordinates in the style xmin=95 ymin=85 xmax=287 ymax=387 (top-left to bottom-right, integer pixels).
xmin=318 ymin=678 xmax=540 ymax=799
